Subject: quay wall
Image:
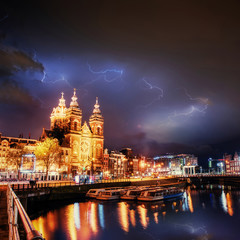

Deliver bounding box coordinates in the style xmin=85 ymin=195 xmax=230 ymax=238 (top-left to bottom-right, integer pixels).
xmin=15 ymin=178 xmax=185 ymax=207
xmin=11 ymin=178 xmax=186 ymax=219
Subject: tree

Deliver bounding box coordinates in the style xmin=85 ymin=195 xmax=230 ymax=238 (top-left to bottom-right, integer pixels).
xmin=6 ymin=143 xmax=27 ymax=180
xmin=34 ymin=138 xmax=61 ymax=180
xmin=51 ymin=122 xmax=69 ymax=145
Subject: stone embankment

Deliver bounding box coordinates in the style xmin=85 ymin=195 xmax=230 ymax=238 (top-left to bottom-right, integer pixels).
xmin=15 ymin=177 xmax=185 ymax=203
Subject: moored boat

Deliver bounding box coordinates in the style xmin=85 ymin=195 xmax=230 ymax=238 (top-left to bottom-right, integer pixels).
xmin=86 ymin=188 xmax=106 ymax=198
xmin=120 ymin=186 xmax=157 ymax=200
xmin=120 ymin=189 xmax=143 ymax=200
xmin=137 ymin=187 xmax=184 ymax=201
xmin=96 ymin=189 xmax=124 ymax=200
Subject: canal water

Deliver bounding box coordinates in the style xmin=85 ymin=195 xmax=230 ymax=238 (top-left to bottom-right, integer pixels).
xmin=32 ymin=186 xmax=240 ymax=240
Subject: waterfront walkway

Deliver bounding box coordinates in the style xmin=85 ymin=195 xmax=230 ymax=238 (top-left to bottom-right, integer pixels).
xmin=0 ymin=185 xmax=8 ymax=240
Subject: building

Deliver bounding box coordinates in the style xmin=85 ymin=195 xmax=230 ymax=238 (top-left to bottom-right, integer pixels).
xmin=0 ymin=133 xmax=37 ymax=179
xmin=108 ymin=151 xmax=127 ymax=178
xmin=225 ymin=152 xmax=240 ymax=174
xmin=41 ymin=90 xmax=104 ymax=176
xmin=0 ymin=90 xmax=104 ymax=180
xmin=153 ymin=154 xmax=198 ymax=176
xmin=103 ymin=149 xmax=109 ymax=177
xmin=120 ymin=148 xmax=140 ymax=176
xmin=208 ymin=158 xmax=225 ymax=174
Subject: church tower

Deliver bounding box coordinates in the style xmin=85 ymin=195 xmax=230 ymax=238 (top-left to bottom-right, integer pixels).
xmin=66 ymin=89 xmax=82 ymax=132
xmin=89 ymin=97 xmax=104 ymax=171
xmin=50 ymin=92 xmax=67 ymax=129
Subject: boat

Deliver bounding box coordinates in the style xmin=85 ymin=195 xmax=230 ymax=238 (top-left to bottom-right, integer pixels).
xmin=120 ymin=186 xmax=156 ymax=200
xmin=86 ymin=186 xmax=127 ymax=198
xmin=86 ymin=188 xmax=106 ymax=198
xmin=96 ymin=189 xmax=124 ymax=200
xmin=137 ymin=187 xmax=184 ymax=201
xmin=120 ymin=189 xmax=143 ymax=200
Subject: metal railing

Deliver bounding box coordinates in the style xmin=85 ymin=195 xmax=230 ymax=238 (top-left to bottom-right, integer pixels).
xmin=7 ymin=184 xmax=44 ymax=240
xmin=10 ymin=178 xmax=131 ymax=191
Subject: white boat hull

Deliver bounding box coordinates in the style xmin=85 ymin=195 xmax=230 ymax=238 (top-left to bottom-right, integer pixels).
xmin=96 ymin=196 xmax=120 ymax=200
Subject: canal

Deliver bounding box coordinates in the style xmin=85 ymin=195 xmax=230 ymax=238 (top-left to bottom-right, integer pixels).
xmin=31 ymin=186 xmax=240 ymax=240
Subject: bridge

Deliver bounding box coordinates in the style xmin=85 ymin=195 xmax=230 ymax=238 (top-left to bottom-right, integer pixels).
xmin=179 ymin=174 xmax=240 ymax=187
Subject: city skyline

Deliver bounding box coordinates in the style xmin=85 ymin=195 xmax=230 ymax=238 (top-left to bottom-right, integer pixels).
xmin=1 ymin=1 xmax=240 ymax=166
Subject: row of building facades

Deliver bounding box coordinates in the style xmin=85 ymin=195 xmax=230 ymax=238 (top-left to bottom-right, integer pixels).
xmin=208 ymin=152 xmax=240 ymax=175
xmin=0 ymin=90 xmax=201 ymax=180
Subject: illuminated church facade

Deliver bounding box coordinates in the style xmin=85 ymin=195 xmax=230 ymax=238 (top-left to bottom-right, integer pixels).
xmin=42 ymin=89 xmax=104 ymax=175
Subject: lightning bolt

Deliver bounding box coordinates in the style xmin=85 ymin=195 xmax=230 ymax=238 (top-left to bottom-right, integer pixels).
xmin=87 ymin=63 xmax=123 ymax=83
xmin=181 ymin=87 xmax=209 ymax=114
xmin=137 ymin=78 xmax=164 ymax=109
xmin=40 ymin=70 xmax=72 ymax=88
xmin=167 ymin=88 xmax=209 ymax=123
xmin=40 ymin=70 xmax=46 ymax=82
xmin=168 ymin=106 xmax=196 ymax=122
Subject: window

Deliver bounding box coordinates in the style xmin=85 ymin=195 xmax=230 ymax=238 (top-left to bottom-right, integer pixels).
xmin=74 ymin=122 xmax=77 ymax=131
xmin=97 ymin=127 xmax=101 ymax=135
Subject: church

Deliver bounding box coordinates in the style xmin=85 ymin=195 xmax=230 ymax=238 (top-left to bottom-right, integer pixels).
xmin=41 ymin=89 xmax=104 ymax=176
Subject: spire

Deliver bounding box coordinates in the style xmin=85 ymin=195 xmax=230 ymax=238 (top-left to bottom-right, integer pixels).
xmin=59 ymin=92 xmax=66 ymax=107
xmin=93 ymin=97 xmax=101 ymax=114
xmin=70 ymin=88 xmax=79 ymax=108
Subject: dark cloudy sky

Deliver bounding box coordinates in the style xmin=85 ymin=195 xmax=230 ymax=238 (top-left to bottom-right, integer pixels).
xmin=1 ymin=0 xmax=240 ymax=165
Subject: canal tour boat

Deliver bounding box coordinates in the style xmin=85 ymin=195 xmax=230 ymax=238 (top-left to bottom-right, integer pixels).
xmin=120 ymin=186 xmax=156 ymax=200
xmin=86 ymin=188 xmax=106 ymax=198
xmin=120 ymin=189 xmax=143 ymax=200
xmin=86 ymin=187 xmax=127 ymax=198
xmin=137 ymin=187 xmax=184 ymax=202
xmin=96 ymin=189 xmax=124 ymax=200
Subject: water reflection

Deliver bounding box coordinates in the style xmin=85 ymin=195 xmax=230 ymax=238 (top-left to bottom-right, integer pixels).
xmin=182 ymin=190 xmax=194 ymax=213
xmin=220 ymin=190 xmax=228 ymax=214
xmin=153 ymin=212 xmax=158 ymax=224
xmin=98 ymin=204 xmax=105 ymax=229
xmin=226 ymin=193 xmax=234 ymax=216
xmin=129 ymin=209 xmax=136 ymax=227
xmin=32 ymin=188 xmax=240 ymax=240
xmin=88 ymin=202 xmax=98 ymax=234
xmin=118 ymin=202 xmax=129 ymax=232
xmin=74 ymin=203 xmax=80 ymax=229
xmin=32 ymin=216 xmax=48 ymax=239
xmin=187 ymin=190 xmax=194 ymax=213
xmin=220 ymin=190 xmax=234 ymax=216
xmin=138 ymin=204 xmax=149 ymax=229
xmin=66 ymin=204 xmax=77 ymax=240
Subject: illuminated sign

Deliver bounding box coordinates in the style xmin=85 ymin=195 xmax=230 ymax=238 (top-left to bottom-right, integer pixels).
xmin=20 ymin=154 xmax=36 ymax=172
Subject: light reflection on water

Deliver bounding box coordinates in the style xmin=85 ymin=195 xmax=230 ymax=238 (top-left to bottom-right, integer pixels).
xmin=32 ymin=188 xmax=240 ymax=240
